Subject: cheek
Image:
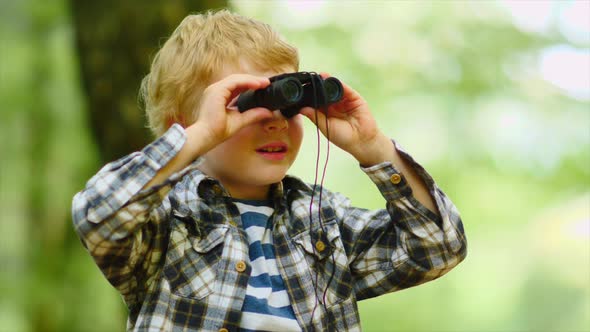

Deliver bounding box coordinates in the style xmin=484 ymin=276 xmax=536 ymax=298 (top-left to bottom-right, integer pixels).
xmin=208 ymin=135 xmax=247 ymax=162
xmin=289 ymin=117 xmax=304 ymax=149
xmin=291 ymin=115 xmax=304 ymax=135
xmin=223 ymin=127 xmax=255 ymax=149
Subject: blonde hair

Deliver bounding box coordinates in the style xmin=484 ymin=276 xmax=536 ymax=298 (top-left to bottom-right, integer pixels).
xmin=140 ymin=9 xmax=299 ymax=136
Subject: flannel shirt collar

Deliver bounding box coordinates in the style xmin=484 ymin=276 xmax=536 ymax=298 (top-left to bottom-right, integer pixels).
xmin=173 ymin=168 xmax=314 ymax=213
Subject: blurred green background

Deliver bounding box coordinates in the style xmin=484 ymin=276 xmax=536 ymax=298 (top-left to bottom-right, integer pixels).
xmin=1 ymin=0 xmax=588 ymax=331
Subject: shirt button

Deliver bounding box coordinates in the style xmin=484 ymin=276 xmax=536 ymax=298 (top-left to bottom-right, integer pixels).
xmin=390 ymin=173 xmax=402 ymax=185
xmin=235 ymin=261 xmax=247 ymax=272
xmin=219 ymin=328 xmax=229 ymax=332
xmin=315 ymin=240 xmax=326 ymax=252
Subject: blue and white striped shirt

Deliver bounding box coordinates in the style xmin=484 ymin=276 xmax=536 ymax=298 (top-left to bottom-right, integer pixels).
xmin=234 ymin=200 xmax=301 ymax=332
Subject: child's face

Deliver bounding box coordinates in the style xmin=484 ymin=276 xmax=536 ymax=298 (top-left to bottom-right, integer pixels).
xmin=197 ymin=63 xmax=303 ymax=200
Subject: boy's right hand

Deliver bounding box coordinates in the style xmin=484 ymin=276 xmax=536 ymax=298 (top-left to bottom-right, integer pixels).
xmin=142 ymin=74 xmax=273 ymax=190
xmin=186 ymin=74 xmax=273 ymax=154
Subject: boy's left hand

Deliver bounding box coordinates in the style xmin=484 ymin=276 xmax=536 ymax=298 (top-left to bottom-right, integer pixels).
xmin=300 ymin=73 xmax=394 ymax=167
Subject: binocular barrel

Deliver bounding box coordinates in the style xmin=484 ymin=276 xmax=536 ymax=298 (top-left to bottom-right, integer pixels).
xmin=236 ymin=73 xmax=343 ymax=118
xmin=236 ymin=77 xmax=303 ymax=112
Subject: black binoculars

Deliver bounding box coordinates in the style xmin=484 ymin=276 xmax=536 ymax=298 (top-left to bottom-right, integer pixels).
xmin=237 ymin=72 xmax=343 ymax=118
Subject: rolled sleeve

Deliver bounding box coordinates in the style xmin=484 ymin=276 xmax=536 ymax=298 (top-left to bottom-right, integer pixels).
xmin=361 ymin=161 xmax=413 ymax=201
xmin=346 ymin=138 xmax=466 ymax=298
xmin=143 ymin=124 xmax=187 ymax=169
xmin=84 ymin=124 xmax=187 ymax=223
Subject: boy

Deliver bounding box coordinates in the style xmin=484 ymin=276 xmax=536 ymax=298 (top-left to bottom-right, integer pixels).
xmin=72 ymin=10 xmax=466 ymax=332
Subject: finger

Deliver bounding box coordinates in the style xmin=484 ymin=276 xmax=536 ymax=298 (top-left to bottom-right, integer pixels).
xmin=333 ymin=78 xmax=360 ymax=101
xmin=224 ymin=74 xmax=270 ymax=90
xmin=226 ymin=82 xmax=269 ymax=107
xmin=227 ymin=94 xmax=239 ymax=110
xmin=214 ymin=74 xmax=270 ymax=100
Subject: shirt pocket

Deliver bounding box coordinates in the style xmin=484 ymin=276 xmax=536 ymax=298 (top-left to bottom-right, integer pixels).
xmin=163 ymin=221 xmax=228 ymax=300
xmin=292 ymin=221 xmax=353 ymax=305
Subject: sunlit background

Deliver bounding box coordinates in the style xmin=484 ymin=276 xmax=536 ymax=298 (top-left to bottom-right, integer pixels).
xmin=1 ymin=0 xmax=588 ymax=331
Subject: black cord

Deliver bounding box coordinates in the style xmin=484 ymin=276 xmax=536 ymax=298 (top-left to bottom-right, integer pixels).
xmin=308 ymin=72 xmax=322 ymax=323
xmin=317 ymin=77 xmax=339 ymax=332
xmin=306 ymin=72 xmax=339 ymax=331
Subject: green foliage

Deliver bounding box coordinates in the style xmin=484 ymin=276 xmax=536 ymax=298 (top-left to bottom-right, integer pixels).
xmin=1 ymin=0 xmax=588 ymax=331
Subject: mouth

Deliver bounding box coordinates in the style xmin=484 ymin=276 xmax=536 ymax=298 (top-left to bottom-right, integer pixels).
xmin=256 ymin=143 xmax=288 ymax=160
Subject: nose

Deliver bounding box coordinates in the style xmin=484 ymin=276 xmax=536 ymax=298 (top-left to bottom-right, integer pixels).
xmin=263 ymin=110 xmax=288 ymax=132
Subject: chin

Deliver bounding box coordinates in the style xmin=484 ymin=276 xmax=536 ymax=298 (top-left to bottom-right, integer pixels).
xmin=257 ymin=168 xmax=288 ymax=184
xmin=262 ymin=173 xmax=287 ymax=184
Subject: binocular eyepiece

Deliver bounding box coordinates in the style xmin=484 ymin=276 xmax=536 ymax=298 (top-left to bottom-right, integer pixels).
xmin=237 ymin=72 xmax=343 ymax=118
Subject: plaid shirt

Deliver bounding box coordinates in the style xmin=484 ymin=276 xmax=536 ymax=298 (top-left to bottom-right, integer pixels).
xmin=72 ymin=124 xmax=467 ymax=332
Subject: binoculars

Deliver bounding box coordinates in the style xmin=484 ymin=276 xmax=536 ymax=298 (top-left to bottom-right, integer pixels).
xmin=237 ymin=72 xmax=343 ymax=118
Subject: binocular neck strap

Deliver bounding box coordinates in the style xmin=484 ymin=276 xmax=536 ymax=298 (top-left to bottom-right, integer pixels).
xmin=309 ymin=73 xmax=326 ymax=109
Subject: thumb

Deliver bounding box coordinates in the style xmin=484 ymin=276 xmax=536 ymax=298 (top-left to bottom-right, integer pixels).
xmin=300 ymin=107 xmax=328 ymax=132
xmin=236 ymin=107 xmax=273 ymax=126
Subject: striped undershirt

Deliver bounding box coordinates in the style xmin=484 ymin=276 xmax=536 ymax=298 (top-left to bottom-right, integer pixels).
xmin=233 ymin=199 xmax=301 ymax=332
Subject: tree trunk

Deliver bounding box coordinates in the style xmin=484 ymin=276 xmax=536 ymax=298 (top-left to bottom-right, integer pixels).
xmin=70 ymin=0 xmax=227 ymax=163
